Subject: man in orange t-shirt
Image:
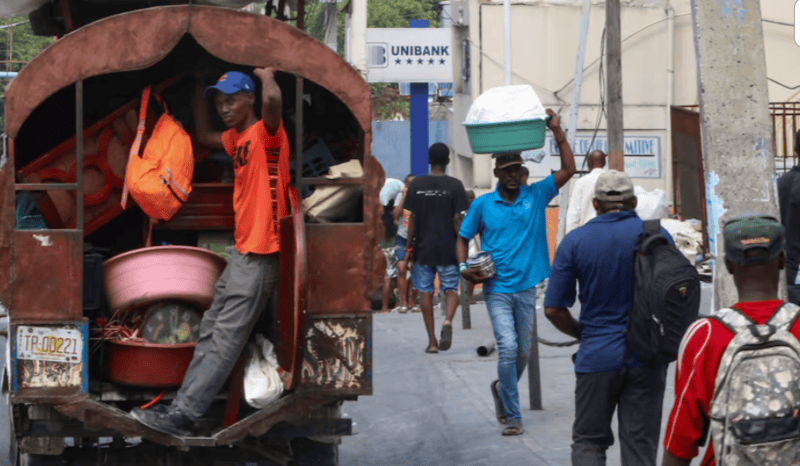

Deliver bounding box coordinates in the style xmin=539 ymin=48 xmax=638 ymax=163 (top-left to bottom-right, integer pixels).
xmin=131 ymin=69 xmax=288 ymax=437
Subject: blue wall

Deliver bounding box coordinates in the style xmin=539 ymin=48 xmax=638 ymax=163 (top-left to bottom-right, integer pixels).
xmin=371 ymin=120 xmax=448 ymax=181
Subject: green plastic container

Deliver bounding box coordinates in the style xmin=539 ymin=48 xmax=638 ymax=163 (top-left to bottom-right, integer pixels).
xmin=463 ymin=118 xmax=547 ymax=154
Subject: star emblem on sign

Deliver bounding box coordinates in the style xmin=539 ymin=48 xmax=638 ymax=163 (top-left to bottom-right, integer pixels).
xmin=428 ymin=59 xmax=434 ymax=64
xmin=440 ymin=59 xmax=446 ymax=64
xmin=396 ymin=59 xmax=401 ymax=64
xmin=407 ymin=59 xmax=412 ymax=64
xmin=417 ymin=59 xmax=423 ymax=64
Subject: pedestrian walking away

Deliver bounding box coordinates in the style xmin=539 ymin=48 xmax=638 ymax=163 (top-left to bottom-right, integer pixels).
xmin=394 ymin=174 xmax=419 ymax=312
xmin=544 ymin=169 xmax=673 ymax=465
xmin=130 ymin=68 xmax=289 ymax=437
xmin=458 ymin=108 xmax=576 ymax=436
xmin=379 ymin=178 xmax=404 ymax=313
xmin=777 ymin=130 xmax=800 ymax=306
xmin=662 ymin=213 xmax=800 ymax=466
xmin=565 ymin=150 xmax=606 ymax=234
xmin=405 ymin=143 xmax=469 ymax=353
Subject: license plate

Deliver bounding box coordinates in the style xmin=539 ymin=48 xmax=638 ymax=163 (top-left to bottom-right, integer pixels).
xmin=17 ymin=326 xmax=83 ymax=363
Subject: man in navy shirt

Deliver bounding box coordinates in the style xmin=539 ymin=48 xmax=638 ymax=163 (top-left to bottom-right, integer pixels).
xmin=457 ymin=109 xmax=576 ymax=436
xmin=544 ymin=170 xmax=673 ymax=466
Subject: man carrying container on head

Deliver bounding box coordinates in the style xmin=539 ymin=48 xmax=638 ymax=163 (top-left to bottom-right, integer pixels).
xmin=457 ymin=108 xmax=576 ymax=436
xmin=131 ymin=69 xmax=289 ymax=437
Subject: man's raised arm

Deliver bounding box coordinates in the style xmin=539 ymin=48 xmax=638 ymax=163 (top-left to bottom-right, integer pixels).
xmin=546 ymin=108 xmax=576 ymax=190
xmin=253 ymin=67 xmax=283 ymax=135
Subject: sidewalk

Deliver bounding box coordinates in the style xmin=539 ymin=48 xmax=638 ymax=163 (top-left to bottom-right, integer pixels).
xmin=340 ymin=293 xmax=691 ymax=466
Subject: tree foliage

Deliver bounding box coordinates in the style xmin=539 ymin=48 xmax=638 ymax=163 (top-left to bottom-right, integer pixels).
xmin=0 ymin=17 xmax=54 ymax=130
xmin=305 ymin=0 xmax=440 ymax=120
xmin=367 ymin=0 xmax=439 ymax=29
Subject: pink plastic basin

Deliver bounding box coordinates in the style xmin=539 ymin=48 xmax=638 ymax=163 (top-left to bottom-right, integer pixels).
xmin=103 ymin=245 xmax=227 ymax=312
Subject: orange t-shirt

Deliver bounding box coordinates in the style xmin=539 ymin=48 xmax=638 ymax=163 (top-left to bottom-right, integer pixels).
xmin=221 ymin=120 xmax=290 ymax=255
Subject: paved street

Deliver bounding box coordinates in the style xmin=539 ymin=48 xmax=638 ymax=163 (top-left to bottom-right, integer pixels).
xmin=340 ymin=283 xmax=713 ymax=466
xmin=0 ymin=285 xmax=711 ymax=465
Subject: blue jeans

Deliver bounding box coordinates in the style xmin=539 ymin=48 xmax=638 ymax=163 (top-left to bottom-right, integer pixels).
xmin=411 ymin=263 xmax=460 ymax=293
xmin=485 ymin=287 xmax=537 ymax=422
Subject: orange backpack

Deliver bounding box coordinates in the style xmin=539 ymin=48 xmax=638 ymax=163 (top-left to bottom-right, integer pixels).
xmin=121 ymin=85 xmax=193 ymax=220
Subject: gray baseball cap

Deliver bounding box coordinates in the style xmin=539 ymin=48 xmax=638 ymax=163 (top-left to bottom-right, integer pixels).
xmin=595 ymin=169 xmax=634 ymax=202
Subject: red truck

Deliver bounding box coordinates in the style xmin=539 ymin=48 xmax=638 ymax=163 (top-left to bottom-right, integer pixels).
xmin=1 ymin=4 xmax=381 ymax=464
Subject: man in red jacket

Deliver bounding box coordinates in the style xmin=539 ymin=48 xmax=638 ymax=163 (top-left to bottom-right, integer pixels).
xmin=662 ymin=213 xmax=794 ymax=466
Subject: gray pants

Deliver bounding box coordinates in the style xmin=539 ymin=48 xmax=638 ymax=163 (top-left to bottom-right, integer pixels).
xmin=175 ymin=246 xmax=279 ymax=420
xmin=571 ymin=363 xmax=668 ymax=466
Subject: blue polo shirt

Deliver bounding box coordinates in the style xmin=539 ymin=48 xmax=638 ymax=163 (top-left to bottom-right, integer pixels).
xmin=544 ymin=211 xmax=674 ymax=373
xmin=459 ymin=175 xmax=557 ymax=294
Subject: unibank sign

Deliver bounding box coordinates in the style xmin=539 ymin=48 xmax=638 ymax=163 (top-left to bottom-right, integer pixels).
xmin=366 ymin=28 xmax=453 ymax=83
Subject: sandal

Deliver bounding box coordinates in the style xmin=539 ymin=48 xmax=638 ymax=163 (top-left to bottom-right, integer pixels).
xmin=425 ymin=345 xmax=439 ymax=354
xmin=397 ymin=306 xmax=409 ymax=313
xmin=501 ymin=424 xmax=524 ymax=436
xmin=490 ymin=380 xmax=507 ymax=425
xmin=439 ymin=323 xmax=453 ymax=351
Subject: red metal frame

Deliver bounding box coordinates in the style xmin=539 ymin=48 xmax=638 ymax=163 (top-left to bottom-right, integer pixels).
xmin=2 ymin=5 xmax=379 ymax=448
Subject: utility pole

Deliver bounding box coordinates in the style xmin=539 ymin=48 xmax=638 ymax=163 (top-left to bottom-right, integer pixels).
xmin=692 ymin=0 xmax=780 ymax=308
xmin=606 ymin=0 xmax=624 ymax=171
xmin=323 ymin=0 xmax=338 ymax=52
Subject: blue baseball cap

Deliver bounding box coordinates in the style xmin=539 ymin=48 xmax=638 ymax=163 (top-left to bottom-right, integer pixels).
xmin=204 ymin=71 xmax=255 ymax=98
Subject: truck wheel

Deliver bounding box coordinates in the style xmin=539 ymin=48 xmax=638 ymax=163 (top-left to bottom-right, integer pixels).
xmin=291 ymin=437 xmax=338 ymax=466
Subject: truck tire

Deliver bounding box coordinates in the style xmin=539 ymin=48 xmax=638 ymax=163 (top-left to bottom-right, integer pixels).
xmin=291 ymin=437 xmax=338 ymax=466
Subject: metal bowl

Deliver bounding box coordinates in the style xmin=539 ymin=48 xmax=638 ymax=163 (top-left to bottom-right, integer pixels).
xmin=466 ymin=251 xmax=496 ymax=278
xmin=103 ymin=245 xmax=227 ymax=312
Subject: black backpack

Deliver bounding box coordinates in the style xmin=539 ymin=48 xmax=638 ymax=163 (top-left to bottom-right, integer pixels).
xmin=627 ymin=219 xmax=701 ymax=362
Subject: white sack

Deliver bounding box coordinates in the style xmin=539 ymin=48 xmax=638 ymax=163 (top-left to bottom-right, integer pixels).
xmin=243 ymin=334 xmax=284 ymax=409
xmin=660 ymin=218 xmax=704 ymax=264
xmin=303 ymin=160 xmax=364 ymax=223
xmin=465 ymin=85 xmax=547 ymax=124
xmin=634 ymin=186 xmax=669 ymax=221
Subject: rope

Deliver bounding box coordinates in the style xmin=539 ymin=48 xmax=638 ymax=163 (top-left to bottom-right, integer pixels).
xmin=537 ymin=337 xmax=580 ymax=348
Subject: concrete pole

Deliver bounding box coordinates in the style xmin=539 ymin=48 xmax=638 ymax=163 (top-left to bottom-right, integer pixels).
xmin=349 ymin=0 xmax=367 ymax=76
xmin=606 ymin=0 xmax=624 ymax=171
xmin=323 ymin=1 xmax=338 ymax=52
xmin=502 ymin=0 xmax=511 ymax=85
xmin=691 ymin=0 xmax=781 ymax=308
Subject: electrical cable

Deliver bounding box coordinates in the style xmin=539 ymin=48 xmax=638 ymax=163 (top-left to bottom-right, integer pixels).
xmin=768 ymin=77 xmax=800 ymax=91
xmin=555 ymin=13 xmax=691 ymax=96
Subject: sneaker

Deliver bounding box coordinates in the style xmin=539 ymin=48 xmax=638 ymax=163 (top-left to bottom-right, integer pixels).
xmin=131 ymin=403 xmax=194 ymax=438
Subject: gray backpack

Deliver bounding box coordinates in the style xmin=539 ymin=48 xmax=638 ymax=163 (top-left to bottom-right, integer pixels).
xmin=709 ymin=303 xmax=800 ymax=465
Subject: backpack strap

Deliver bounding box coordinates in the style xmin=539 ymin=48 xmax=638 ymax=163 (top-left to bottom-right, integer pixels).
xmin=707 ymin=307 xmax=754 ymax=335
xmin=637 ymin=219 xmax=669 ymax=253
xmin=713 ymin=306 xmax=780 ymax=343
xmin=767 ymin=302 xmax=800 ymax=330
xmin=643 ymin=219 xmax=661 ymax=235
xmin=121 ymin=85 xmax=152 ymax=209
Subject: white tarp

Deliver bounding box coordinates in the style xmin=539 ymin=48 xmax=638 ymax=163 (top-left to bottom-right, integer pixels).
xmin=0 ymin=0 xmax=257 ymax=20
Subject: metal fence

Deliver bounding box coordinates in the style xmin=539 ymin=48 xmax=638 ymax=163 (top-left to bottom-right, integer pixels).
xmin=683 ymin=103 xmax=800 ymax=173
